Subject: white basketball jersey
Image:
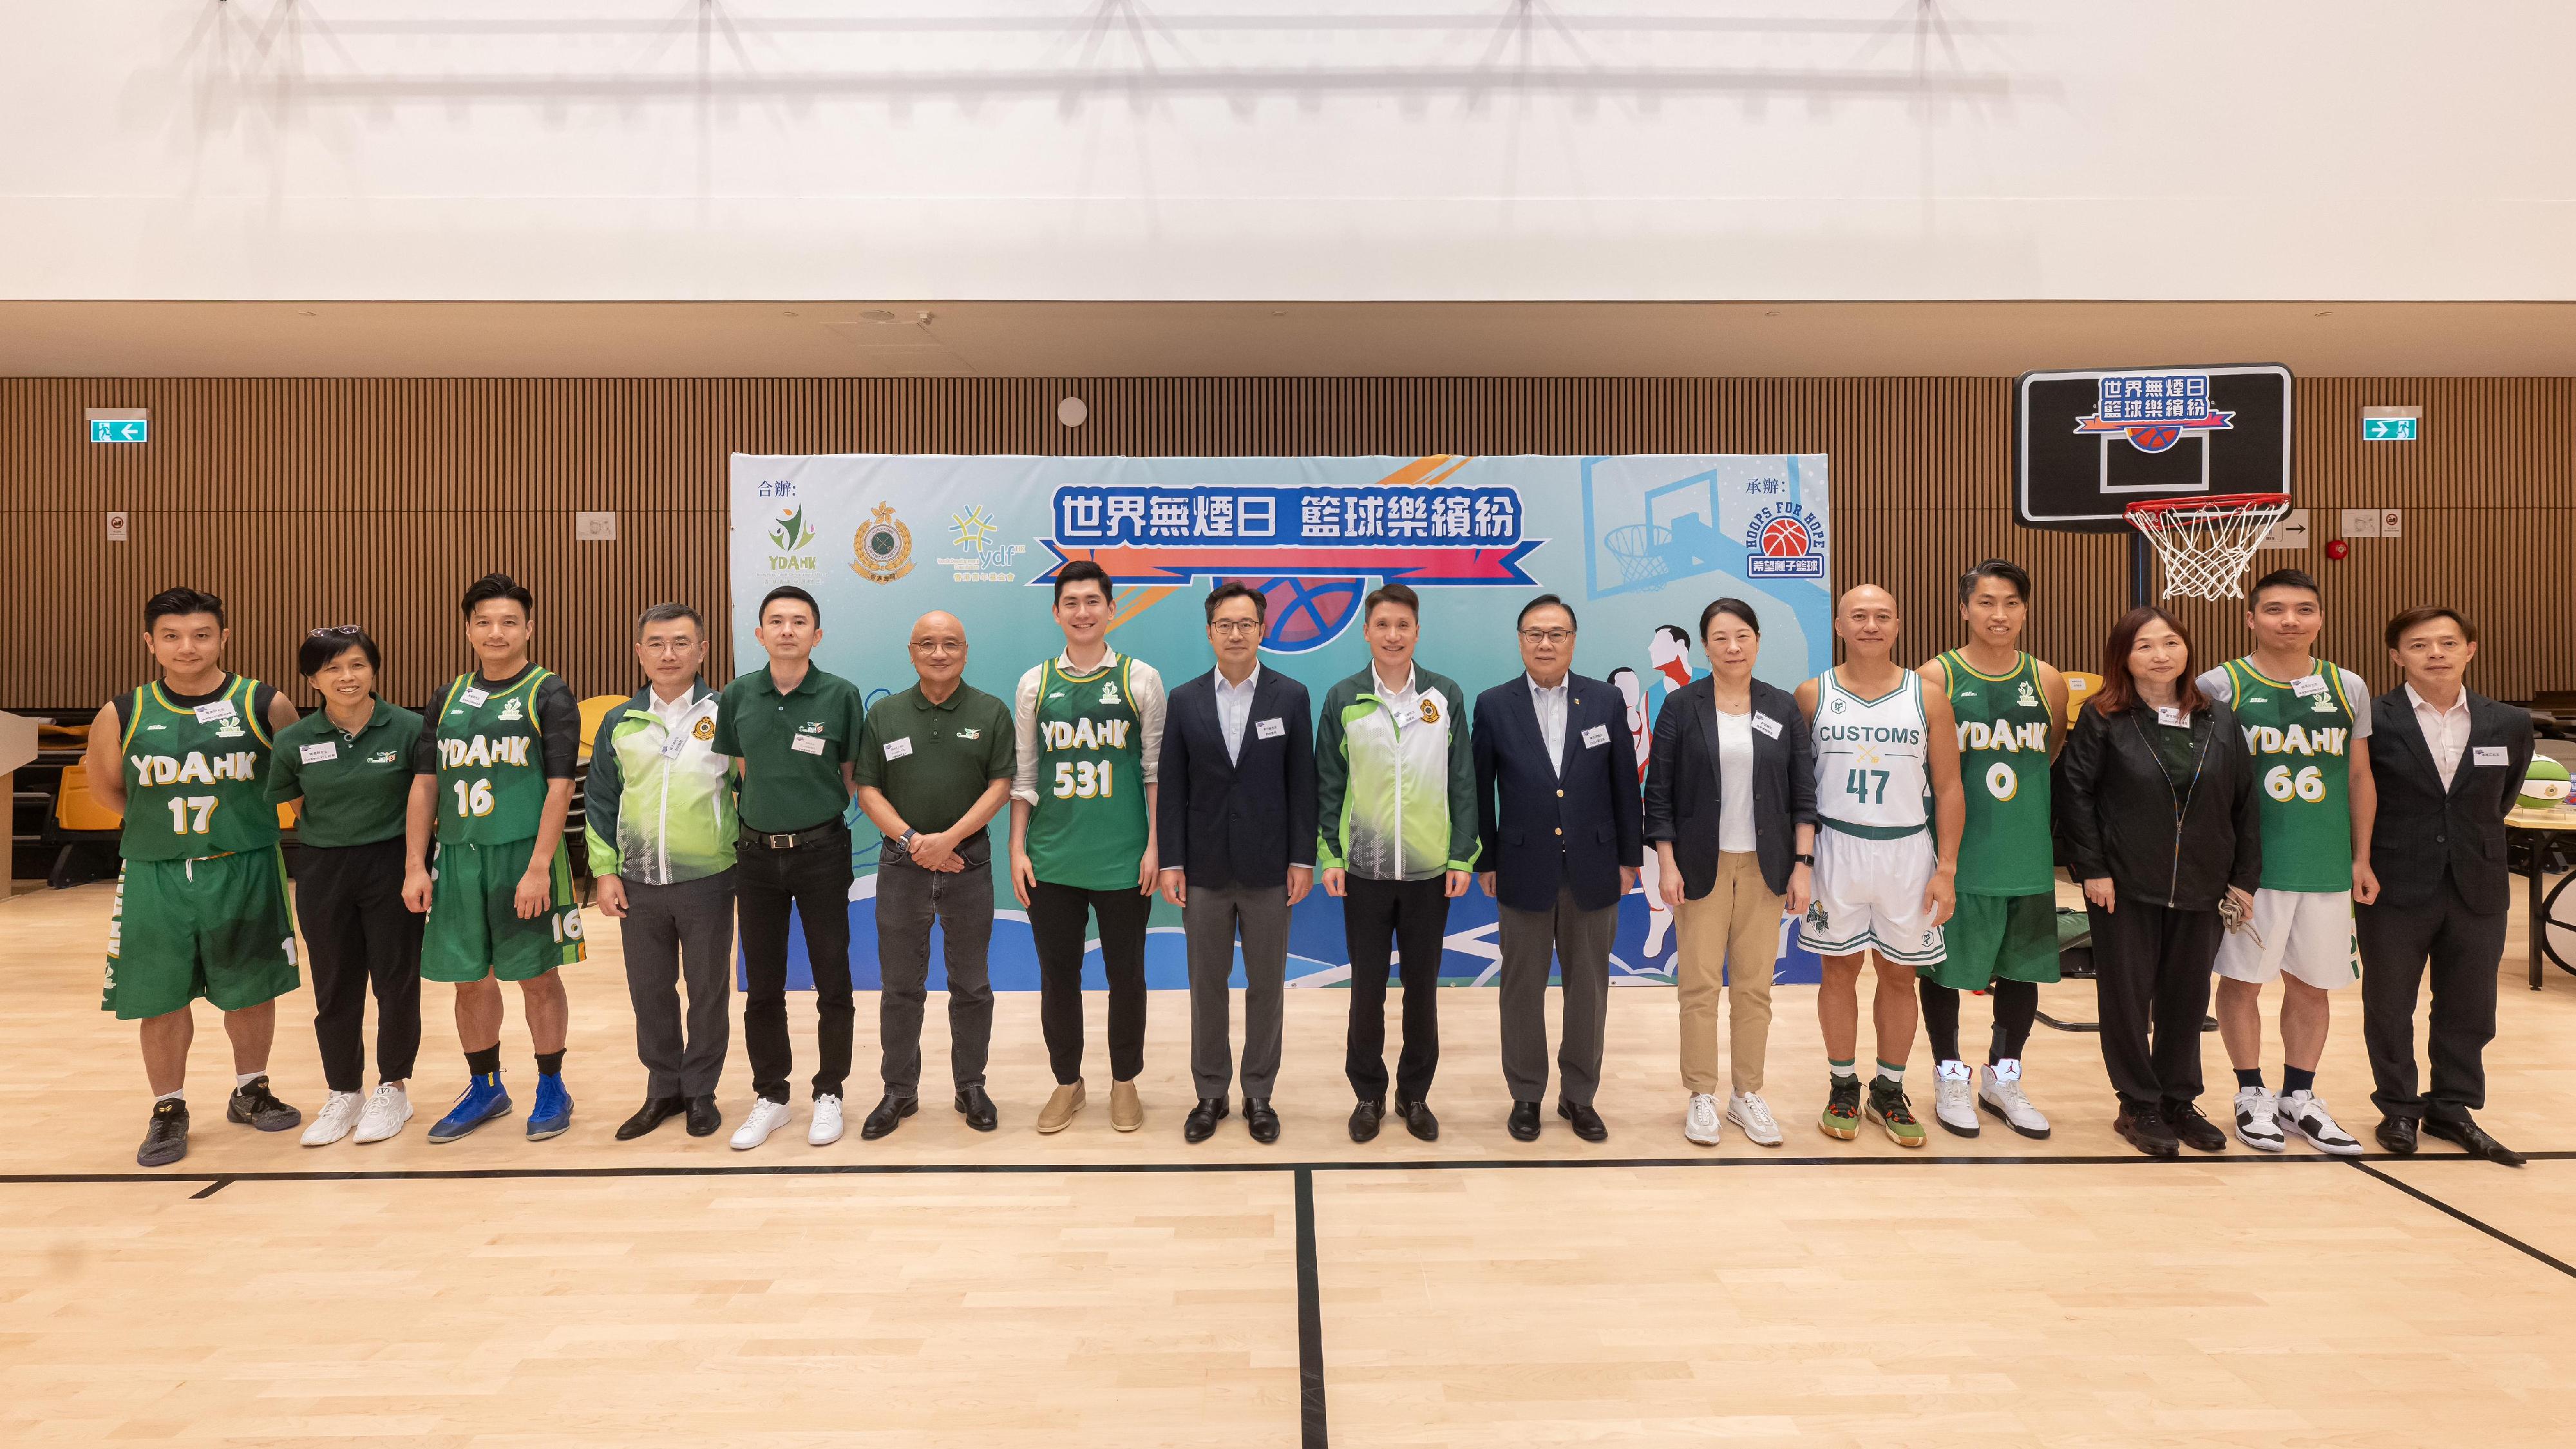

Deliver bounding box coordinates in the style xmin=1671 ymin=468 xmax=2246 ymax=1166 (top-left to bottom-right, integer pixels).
xmin=1812 ymin=669 xmax=1932 ymax=831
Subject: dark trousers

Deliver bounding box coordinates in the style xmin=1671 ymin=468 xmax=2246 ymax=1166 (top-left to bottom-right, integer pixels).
xmin=2357 ymin=891 xmax=2505 ymax=1122
xmin=619 ymin=870 xmax=735 ymax=1099
xmin=875 ymin=857 xmax=996 ymax=1096
xmin=1027 ymin=878 xmax=1153 ymax=1085
xmin=2087 ymin=897 xmax=2221 ymax=1108
xmin=1344 ymin=874 xmax=1450 ymax=1104
xmin=1497 ymin=884 xmax=1616 ymax=1106
xmin=292 ymin=837 xmax=424 ymax=1093
xmin=736 ymin=826 xmax=855 ymax=1103
xmin=1183 ymin=882 xmax=1291 ymax=1101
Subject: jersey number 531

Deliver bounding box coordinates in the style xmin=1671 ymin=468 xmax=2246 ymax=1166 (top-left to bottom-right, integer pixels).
xmin=1052 ymin=759 xmax=1115 ymax=799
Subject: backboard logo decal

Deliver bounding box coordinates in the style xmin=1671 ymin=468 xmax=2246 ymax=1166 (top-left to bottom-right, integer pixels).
xmin=2074 ymin=373 xmax=2236 ymax=455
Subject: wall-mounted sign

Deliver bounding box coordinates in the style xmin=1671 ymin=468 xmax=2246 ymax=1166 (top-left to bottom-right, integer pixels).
xmin=86 ymin=408 xmax=148 ymax=444
xmin=2362 ymin=406 xmax=2420 ymax=441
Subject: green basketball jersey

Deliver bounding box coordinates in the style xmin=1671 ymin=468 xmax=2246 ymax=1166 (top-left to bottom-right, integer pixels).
xmin=118 ymin=674 xmax=280 ymax=861
xmin=1939 ymin=651 xmax=2056 ymax=896
xmin=1027 ymin=655 xmax=1149 ymax=890
xmin=2222 ymin=657 xmax=2356 ymax=891
xmin=431 ymin=667 xmax=557 ymax=845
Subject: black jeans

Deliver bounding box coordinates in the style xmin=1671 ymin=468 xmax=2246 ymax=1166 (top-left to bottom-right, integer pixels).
xmin=875 ymin=857 xmax=996 ymax=1095
xmin=2356 ymin=892 xmax=2505 ymax=1122
xmin=736 ymin=825 xmax=854 ymax=1103
xmin=1026 ymin=878 xmax=1153 ymax=1086
xmin=2087 ymin=896 xmax=2221 ymax=1109
xmin=292 ymin=837 xmax=423 ymax=1093
xmin=1343 ymin=874 xmax=1450 ymax=1104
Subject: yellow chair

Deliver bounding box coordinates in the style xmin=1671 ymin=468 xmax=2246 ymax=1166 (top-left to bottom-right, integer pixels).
xmin=2062 ymin=671 xmax=2104 ymax=726
xmin=575 ymin=694 xmax=625 ymax=763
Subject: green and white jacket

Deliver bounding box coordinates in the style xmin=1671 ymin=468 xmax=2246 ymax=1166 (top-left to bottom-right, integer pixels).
xmin=1314 ymin=665 xmax=1479 ymax=882
xmin=584 ymin=681 xmax=739 ymax=886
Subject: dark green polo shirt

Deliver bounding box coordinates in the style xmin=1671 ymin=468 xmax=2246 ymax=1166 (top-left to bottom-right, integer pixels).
xmin=713 ymin=664 xmax=864 ymax=833
xmin=266 ymin=699 xmax=426 ymax=849
xmin=853 ymin=681 xmax=1015 ymax=866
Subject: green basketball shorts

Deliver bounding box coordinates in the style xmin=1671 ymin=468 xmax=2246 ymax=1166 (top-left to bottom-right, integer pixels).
xmin=1920 ymin=891 xmax=2061 ymax=991
xmin=103 ymin=848 xmax=301 ymax=1020
xmin=421 ymin=837 xmax=585 ymax=983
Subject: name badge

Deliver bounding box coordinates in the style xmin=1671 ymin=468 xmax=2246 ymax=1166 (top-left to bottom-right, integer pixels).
xmin=791 ymin=733 xmax=827 ymax=756
xmin=1581 ymin=724 xmax=1610 ymax=749
xmin=299 ymin=741 xmax=337 ymax=764
xmin=883 ymin=737 xmax=914 ymax=761
xmin=1255 ymin=717 xmax=1287 ymax=741
xmin=460 ymin=687 xmax=489 ymax=708
xmin=2474 ymin=746 xmax=2510 ymax=766
xmin=193 ymin=699 xmax=238 ymax=724
xmin=1751 ymin=712 xmax=1783 ymax=739
xmin=2293 ymin=674 xmax=2329 ymax=697
xmin=2156 ymin=706 xmax=2187 ymax=727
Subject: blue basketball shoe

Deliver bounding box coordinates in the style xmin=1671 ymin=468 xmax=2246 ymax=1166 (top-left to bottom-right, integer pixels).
xmin=427 ymin=1072 xmax=512 ymax=1144
xmin=526 ymin=1073 xmax=574 ymax=1141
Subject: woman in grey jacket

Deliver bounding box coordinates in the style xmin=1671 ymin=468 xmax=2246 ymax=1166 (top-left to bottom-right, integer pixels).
xmin=2058 ymin=606 xmax=2260 ymax=1158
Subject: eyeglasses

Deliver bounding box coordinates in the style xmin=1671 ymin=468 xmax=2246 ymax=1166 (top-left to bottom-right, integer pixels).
xmin=1518 ymin=629 xmax=1574 ymax=645
xmin=307 ymin=625 xmax=363 ymax=638
xmin=1210 ymin=621 xmax=1263 ymax=637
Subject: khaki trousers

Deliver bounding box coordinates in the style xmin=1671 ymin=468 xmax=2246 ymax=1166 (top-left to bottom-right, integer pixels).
xmin=1674 ymin=851 xmax=1783 ymax=1095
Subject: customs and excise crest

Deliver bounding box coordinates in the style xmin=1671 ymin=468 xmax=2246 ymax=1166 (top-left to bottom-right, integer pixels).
xmin=854 ymin=502 xmax=914 ymax=583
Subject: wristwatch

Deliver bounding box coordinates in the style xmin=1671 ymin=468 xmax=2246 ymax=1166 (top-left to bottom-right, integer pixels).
xmin=1793 ymin=852 xmax=1815 ymax=866
xmin=896 ymin=828 xmax=919 ymax=852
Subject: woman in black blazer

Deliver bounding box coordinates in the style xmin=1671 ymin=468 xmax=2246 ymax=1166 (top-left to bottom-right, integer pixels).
xmin=2058 ymin=606 xmax=2261 ymax=1159
xmin=1642 ymin=598 xmax=1817 ymax=1150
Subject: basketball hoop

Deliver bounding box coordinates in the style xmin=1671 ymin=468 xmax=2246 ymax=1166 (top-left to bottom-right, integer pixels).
xmin=2123 ymin=493 xmax=2292 ymax=600
xmin=1602 ymin=523 xmax=1672 ymax=589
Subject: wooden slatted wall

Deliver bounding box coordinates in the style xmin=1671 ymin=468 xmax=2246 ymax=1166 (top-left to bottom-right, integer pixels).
xmin=3 ymin=376 xmax=2568 ymax=710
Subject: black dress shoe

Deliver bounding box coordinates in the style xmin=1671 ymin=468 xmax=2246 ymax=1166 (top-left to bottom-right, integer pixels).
xmin=1184 ymin=1096 xmax=1230 ymax=1143
xmin=1507 ymin=1101 xmax=1541 ymax=1141
xmin=954 ymin=1083 xmax=998 ymax=1132
xmin=2375 ymin=1115 xmax=2419 ymax=1155
xmin=1558 ymin=1099 xmax=1609 ymax=1142
xmin=1244 ymin=1097 xmax=1280 ymax=1144
xmin=2114 ymin=1104 xmax=2181 ymax=1157
xmin=616 ymin=1095 xmax=687 ymax=1141
xmin=1349 ymin=1098 xmax=1385 ymax=1143
xmin=1397 ymin=1098 xmax=1440 ymax=1142
xmin=860 ymin=1094 xmax=918 ymax=1141
xmin=686 ymin=1094 xmax=722 ymax=1137
xmin=2161 ymin=1097 xmax=2228 ymax=1153
xmin=2424 ymin=1114 xmax=2527 ymax=1168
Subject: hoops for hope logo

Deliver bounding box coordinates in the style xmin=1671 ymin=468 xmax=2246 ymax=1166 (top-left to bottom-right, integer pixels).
xmin=1743 ymin=502 xmax=1826 ymax=579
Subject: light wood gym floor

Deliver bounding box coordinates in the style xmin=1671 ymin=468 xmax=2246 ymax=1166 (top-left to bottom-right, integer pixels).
xmin=4 ymin=880 xmax=2573 ymax=1448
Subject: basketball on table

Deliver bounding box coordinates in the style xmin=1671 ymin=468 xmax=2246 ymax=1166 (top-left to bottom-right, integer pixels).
xmin=2520 ymin=756 xmax=2570 ymax=812
xmin=1237 ymin=576 xmax=1364 ymax=652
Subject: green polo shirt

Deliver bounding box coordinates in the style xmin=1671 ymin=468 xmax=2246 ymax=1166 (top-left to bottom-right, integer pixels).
xmin=853 ymin=681 xmax=1016 ymax=867
xmin=713 ymin=663 xmax=864 ymax=833
xmin=266 ymin=699 xmax=426 ymax=849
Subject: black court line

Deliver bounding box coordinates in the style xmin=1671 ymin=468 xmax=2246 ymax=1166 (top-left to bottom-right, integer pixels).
xmin=2 ymin=1148 xmax=2567 ymax=1189
xmin=187 ymin=1178 xmax=231 ymax=1199
xmin=2347 ymin=1160 xmax=2576 ymax=1280
xmin=1293 ymin=1168 xmax=1328 ymax=1449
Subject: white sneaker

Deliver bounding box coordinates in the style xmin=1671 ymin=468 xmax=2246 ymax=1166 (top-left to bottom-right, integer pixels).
xmin=1725 ymin=1092 xmax=1783 ymax=1147
xmin=1932 ymin=1061 xmax=1980 ymax=1139
xmin=1977 ymin=1060 xmax=2051 ymax=1139
xmin=1683 ymin=1093 xmax=1723 ymax=1146
xmin=731 ymin=1097 xmax=793 ymax=1151
xmin=353 ymin=1083 xmax=414 ymax=1144
xmin=808 ymin=1094 xmax=846 ymax=1147
xmin=301 ymin=1090 xmax=365 ymax=1147
xmin=2233 ymin=1086 xmax=2287 ymax=1152
xmin=2278 ymin=1088 xmax=2362 ymax=1155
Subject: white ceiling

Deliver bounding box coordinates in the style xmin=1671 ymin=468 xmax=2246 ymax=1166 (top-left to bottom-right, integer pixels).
xmin=4 ymin=300 xmax=2573 ymax=378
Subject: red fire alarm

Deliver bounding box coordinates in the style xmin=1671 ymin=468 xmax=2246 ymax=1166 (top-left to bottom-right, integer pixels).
xmin=2325 ymin=538 xmax=2351 ymax=561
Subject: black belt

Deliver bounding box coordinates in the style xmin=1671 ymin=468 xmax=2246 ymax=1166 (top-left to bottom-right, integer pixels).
xmin=741 ymin=820 xmax=846 ymax=851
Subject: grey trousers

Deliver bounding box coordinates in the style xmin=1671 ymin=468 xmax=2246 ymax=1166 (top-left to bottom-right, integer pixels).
xmin=1183 ymin=882 xmax=1291 ymax=1101
xmin=875 ymin=857 xmax=996 ymax=1096
xmin=1496 ymin=882 xmax=1617 ymax=1106
xmin=620 ymin=870 xmax=736 ymax=1099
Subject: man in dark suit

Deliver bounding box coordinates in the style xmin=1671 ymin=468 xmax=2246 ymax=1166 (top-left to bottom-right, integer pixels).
xmin=1472 ymin=594 xmax=1643 ymax=1142
xmin=1157 ymin=583 xmax=1318 ymax=1145
xmin=2356 ymin=606 xmax=2532 ymax=1166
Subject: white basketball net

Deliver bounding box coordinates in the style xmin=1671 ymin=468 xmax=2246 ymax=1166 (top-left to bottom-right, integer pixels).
xmin=2125 ymin=495 xmax=2293 ymax=600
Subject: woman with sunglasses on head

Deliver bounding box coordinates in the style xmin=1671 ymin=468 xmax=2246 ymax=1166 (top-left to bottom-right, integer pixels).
xmin=265 ymin=626 xmax=428 ymax=1146
xmin=2058 ymin=607 xmax=2261 ymax=1158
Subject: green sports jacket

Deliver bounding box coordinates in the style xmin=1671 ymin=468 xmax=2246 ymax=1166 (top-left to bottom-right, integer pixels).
xmin=1314 ymin=665 xmax=1479 ymax=882
xmin=584 ymin=681 xmax=739 ymax=886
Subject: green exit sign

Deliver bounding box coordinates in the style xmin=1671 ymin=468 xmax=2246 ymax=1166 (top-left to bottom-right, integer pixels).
xmin=86 ymin=408 xmax=149 ymax=443
xmin=2362 ymin=408 xmax=2419 ymax=441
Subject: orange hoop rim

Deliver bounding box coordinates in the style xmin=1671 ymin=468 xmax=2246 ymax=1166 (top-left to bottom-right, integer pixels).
xmin=2122 ymin=491 xmax=2290 ymax=531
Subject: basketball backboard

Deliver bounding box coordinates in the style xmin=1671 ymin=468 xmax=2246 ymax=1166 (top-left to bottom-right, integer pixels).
xmin=1581 ymin=455 xmax=1819 ymax=599
xmin=2014 ymin=363 xmax=2293 ymax=533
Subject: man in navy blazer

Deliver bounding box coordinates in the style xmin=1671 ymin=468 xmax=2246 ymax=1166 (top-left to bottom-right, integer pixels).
xmin=1473 ymin=594 xmax=1643 ymax=1142
xmin=1157 ymin=583 xmax=1319 ymax=1145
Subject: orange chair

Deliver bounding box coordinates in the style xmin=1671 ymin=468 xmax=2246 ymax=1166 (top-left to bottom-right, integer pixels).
xmin=575 ymin=694 xmax=625 ymax=763
xmin=2061 ymin=671 xmax=2104 ymax=727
